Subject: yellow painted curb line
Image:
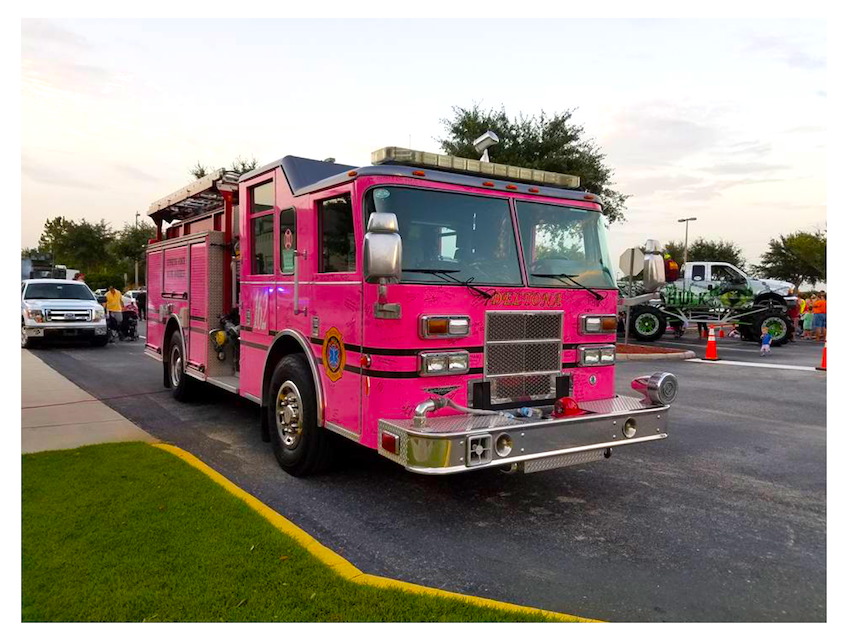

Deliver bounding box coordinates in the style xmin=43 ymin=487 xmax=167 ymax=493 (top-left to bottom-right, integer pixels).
xmin=152 ymin=442 xmax=600 ymax=623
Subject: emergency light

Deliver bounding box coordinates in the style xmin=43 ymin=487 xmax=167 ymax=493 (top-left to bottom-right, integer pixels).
xmin=371 ymin=147 xmax=581 ymax=189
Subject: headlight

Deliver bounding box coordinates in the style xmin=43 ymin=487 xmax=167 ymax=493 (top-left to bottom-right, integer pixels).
xmin=419 ymin=351 xmax=469 ymax=376
xmin=25 ymin=309 xmax=44 ymax=323
xmin=420 ymin=315 xmax=470 ymax=339
xmin=580 ymin=314 xmax=618 ymax=334
xmin=92 ymin=309 xmax=105 ymax=321
xmin=578 ymin=345 xmax=616 ymax=366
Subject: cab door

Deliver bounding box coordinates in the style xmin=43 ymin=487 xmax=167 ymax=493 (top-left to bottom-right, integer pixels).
xmin=308 ymin=190 xmax=363 ymax=437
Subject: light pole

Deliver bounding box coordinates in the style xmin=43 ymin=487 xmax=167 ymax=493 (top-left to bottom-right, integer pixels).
xmin=677 ymin=217 xmax=697 ymax=266
xmin=134 ymin=211 xmax=140 ymax=287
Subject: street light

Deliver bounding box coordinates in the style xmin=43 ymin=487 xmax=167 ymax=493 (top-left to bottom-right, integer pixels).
xmin=677 ymin=217 xmax=697 ymax=266
xmin=134 ymin=211 xmax=140 ymax=287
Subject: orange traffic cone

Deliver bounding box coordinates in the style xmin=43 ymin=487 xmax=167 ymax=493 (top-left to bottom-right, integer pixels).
xmin=816 ymin=341 xmax=826 ymax=371
xmin=705 ymin=326 xmax=720 ymax=361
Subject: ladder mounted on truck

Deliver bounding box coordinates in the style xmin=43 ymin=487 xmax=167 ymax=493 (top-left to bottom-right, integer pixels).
xmin=147 ymin=168 xmax=241 ymax=238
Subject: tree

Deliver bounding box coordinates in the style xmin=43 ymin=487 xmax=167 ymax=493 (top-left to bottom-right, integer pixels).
xmin=438 ymin=105 xmax=629 ymax=224
xmin=754 ymin=230 xmax=826 ymax=289
xmin=37 ymin=216 xmax=74 ymax=264
xmin=686 ymin=238 xmax=747 ymax=267
xmin=190 ymin=156 xmax=259 ymax=179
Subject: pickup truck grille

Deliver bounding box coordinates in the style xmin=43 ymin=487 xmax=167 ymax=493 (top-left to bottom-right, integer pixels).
xmin=484 ymin=311 xmax=562 ymax=404
xmin=45 ymin=309 xmax=92 ymax=322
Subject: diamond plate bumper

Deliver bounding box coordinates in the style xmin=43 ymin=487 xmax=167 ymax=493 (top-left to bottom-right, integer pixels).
xmin=377 ymin=395 xmax=669 ymax=475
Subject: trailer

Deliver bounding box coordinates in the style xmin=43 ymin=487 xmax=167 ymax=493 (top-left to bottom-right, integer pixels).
xmin=144 ymin=146 xmax=678 ymax=477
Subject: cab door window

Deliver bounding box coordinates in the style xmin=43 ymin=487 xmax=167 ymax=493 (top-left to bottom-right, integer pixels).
xmin=279 ymin=208 xmax=297 ymax=274
xmin=318 ymin=195 xmax=355 ymax=273
xmin=691 ymin=265 xmax=705 ymax=281
xmin=249 ymin=180 xmax=275 ymax=275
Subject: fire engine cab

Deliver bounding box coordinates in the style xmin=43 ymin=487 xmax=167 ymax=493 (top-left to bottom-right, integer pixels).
xmin=144 ymin=145 xmax=678 ymax=476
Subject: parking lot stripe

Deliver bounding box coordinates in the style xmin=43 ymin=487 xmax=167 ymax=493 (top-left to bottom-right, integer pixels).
xmin=685 ymin=358 xmax=818 ymax=372
xmin=152 ymin=442 xmax=599 ymax=622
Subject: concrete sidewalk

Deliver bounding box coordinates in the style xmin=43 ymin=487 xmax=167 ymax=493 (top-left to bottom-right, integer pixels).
xmin=22 ymin=350 xmax=154 ymax=453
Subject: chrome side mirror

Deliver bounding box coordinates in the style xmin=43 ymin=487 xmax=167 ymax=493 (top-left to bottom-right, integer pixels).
xmin=364 ymin=212 xmax=402 ymax=284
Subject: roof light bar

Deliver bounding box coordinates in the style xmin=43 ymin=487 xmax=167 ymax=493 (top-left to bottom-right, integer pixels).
xmin=371 ymin=147 xmax=581 ymax=189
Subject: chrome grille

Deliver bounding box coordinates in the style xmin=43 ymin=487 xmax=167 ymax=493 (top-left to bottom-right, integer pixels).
xmin=485 ymin=311 xmax=562 ymax=404
xmin=45 ymin=309 xmax=91 ymax=322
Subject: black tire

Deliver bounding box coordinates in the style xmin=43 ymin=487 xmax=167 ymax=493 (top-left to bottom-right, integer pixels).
xmin=751 ymin=310 xmax=793 ymax=346
xmin=628 ymin=305 xmax=667 ymax=342
xmin=91 ymin=335 xmax=109 ymax=347
xmin=267 ymin=354 xmax=335 ymax=477
xmin=167 ymin=330 xmax=194 ymax=401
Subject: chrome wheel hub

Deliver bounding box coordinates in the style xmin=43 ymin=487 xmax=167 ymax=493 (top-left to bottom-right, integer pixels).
xmin=276 ymin=381 xmax=303 ymax=449
xmin=170 ymin=345 xmax=183 ymax=388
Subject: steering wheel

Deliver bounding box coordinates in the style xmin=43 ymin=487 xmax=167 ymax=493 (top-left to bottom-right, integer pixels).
xmin=465 ymin=260 xmax=515 ymax=282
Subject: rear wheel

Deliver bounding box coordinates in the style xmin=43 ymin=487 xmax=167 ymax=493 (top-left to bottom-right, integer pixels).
xmin=628 ymin=306 xmax=666 ymax=342
xmin=267 ymin=354 xmax=335 ymax=477
xmin=167 ymin=330 xmax=194 ymax=401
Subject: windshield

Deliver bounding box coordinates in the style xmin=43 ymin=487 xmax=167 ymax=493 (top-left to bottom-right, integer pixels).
xmin=24 ymin=283 xmax=96 ymax=301
xmin=365 ymin=187 xmax=522 ymax=286
xmin=516 ymin=201 xmax=616 ymax=289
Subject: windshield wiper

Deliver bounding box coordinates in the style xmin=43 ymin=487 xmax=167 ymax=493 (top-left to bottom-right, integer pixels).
xmin=404 ymin=269 xmax=494 ymax=300
xmin=531 ymin=273 xmax=604 ymax=301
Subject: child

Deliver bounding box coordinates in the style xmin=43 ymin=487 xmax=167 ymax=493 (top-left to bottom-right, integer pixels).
xmin=760 ymin=325 xmax=772 ymax=356
xmin=802 ymin=297 xmax=815 ymax=340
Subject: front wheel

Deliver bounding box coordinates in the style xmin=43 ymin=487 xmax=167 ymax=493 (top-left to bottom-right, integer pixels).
xmin=167 ymin=330 xmax=194 ymax=401
xmin=21 ymin=323 xmax=39 ymax=349
xmin=751 ymin=311 xmax=793 ymax=346
xmin=267 ymin=355 xmax=335 ymax=477
xmin=628 ymin=306 xmax=667 ymax=342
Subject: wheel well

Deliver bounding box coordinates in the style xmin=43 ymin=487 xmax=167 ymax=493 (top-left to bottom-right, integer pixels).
xmin=755 ymin=293 xmax=785 ymax=306
xmin=262 ymin=336 xmax=310 ymax=403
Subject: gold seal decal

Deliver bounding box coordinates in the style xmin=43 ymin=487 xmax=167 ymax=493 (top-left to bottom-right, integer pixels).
xmin=322 ymin=327 xmax=346 ymax=382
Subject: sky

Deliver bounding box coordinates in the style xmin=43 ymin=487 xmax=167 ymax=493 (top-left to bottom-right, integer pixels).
xmin=20 ymin=18 xmax=827 ymax=273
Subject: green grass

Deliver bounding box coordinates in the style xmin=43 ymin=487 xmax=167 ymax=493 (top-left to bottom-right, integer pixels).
xmin=22 ymin=443 xmax=567 ymax=622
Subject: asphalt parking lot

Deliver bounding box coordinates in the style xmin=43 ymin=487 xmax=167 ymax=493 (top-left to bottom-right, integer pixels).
xmin=27 ymin=322 xmax=826 ymax=622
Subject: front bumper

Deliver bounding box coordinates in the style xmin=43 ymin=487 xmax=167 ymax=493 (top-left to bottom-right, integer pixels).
xmin=377 ymin=395 xmax=669 ymax=475
xmin=23 ymin=323 xmax=107 ymax=339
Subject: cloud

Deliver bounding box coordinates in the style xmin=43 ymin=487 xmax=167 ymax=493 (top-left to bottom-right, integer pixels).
xmin=604 ymin=107 xmax=720 ymax=166
xmin=746 ymin=35 xmax=825 ymax=70
xmin=111 ymin=163 xmax=161 ymax=184
xmin=21 ymin=20 xmax=124 ymax=97
xmin=22 ymin=155 xmax=96 ymax=191
xmin=701 ymin=162 xmax=788 ymax=175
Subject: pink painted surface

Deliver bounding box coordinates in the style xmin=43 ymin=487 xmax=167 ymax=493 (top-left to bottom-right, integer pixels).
xmin=163 ymin=247 xmax=188 ymax=295
xmin=154 ymin=169 xmax=622 ymax=452
xmin=146 ymin=250 xmax=163 ymax=350
xmin=189 ymin=243 xmax=208 ymax=367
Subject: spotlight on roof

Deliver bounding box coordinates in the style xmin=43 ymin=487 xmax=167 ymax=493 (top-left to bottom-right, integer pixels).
xmin=473 ymin=131 xmax=500 ymax=162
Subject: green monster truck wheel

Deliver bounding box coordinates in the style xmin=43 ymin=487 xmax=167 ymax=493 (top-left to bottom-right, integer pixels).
xmin=628 ymin=306 xmax=666 ymax=342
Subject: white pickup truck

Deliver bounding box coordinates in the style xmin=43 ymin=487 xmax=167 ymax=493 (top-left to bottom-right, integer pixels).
xmin=21 ymin=279 xmax=108 ymax=348
xmin=670 ymin=262 xmax=795 ymax=308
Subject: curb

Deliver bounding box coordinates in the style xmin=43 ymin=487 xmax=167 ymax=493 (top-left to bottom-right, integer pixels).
xmin=617 ymin=350 xmax=696 ymax=361
xmin=152 ymin=443 xmax=599 ymax=623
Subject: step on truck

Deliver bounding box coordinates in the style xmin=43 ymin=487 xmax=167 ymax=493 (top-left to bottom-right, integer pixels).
xmin=144 ymin=145 xmax=678 ymax=476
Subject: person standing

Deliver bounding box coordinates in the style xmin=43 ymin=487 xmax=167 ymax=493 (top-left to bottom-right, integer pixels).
xmin=136 ymin=289 xmax=147 ymax=321
xmin=802 ymin=295 xmax=815 ymax=340
xmin=105 ymin=286 xmax=123 ymax=341
xmin=663 ymin=253 xmax=680 ymax=283
xmin=760 ymin=325 xmax=772 ymax=357
xmin=812 ymin=291 xmax=827 ymax=342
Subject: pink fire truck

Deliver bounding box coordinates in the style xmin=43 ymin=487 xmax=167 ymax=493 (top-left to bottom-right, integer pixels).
xmin=144 ymin=146 xmax=678 ymax=476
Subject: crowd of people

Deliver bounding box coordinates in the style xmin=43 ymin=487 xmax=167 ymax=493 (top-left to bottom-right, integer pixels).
xmin=787 ymin=290 xmax=827 ymax=342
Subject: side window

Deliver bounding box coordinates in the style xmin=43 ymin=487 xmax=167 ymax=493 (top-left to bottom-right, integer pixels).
xmin=252 ymin=214 xmax=275 ymax=274
xmin=691 ymin=265 xmax=705 ymax=281
xmin=250 ymin=181 xmax=274 ymax=214
xmin=280 ymin=208 xmax=297 ymax=274
xmin=318 ymin=195 xmax=355 ymax=273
